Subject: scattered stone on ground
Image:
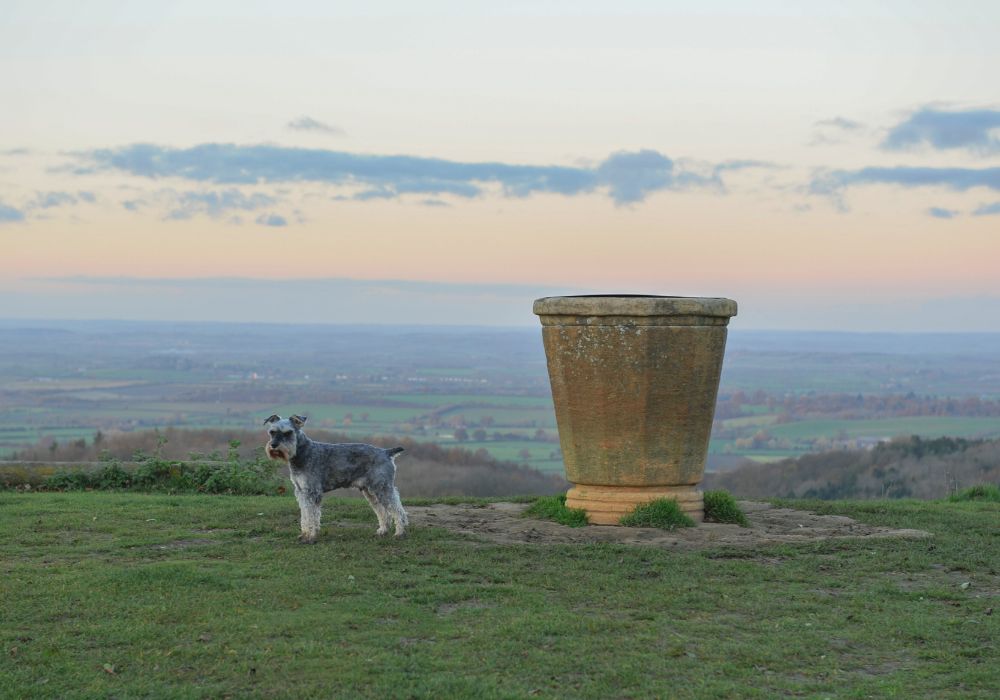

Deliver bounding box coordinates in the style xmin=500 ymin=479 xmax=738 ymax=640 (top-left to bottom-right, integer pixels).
xmin=405 ymin=500 xmax=931 ymax=549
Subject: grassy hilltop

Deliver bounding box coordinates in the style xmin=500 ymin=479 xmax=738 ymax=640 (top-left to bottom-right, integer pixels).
xmin=2 ymin=492 xmax=997 ymax=699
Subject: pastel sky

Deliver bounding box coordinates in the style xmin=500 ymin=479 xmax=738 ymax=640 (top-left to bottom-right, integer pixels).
xmin=2 ymin=0 xmax=999 ymax=330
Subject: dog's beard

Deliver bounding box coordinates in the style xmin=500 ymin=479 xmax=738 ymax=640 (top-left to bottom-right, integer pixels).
xmin=267 ymin=446 xmax=290 ymax=461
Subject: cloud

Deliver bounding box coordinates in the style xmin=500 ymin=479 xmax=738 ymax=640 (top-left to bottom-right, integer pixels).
xmin=972 ymin=201 xmax=1000 ymax=216
xmin=351 ymin=188 xmax=396 ymax=201
xmin=32 ymin=191 xmax=78 ymax=209
xmin=815 ymin=117 xmax=864 ymax=131
xmin=287 ymin=116 xmax=346 ymax=136
xmin=927 ymin=207 xmax=958 ymax=219
xmin=0 ymin=202 xmax=25 ymax=223
xmin=23 ymin=190 xmax=96 ymax=210
xmin=809 ymin=116 xmax=867 ymax=146
xmin=0 ymin=190 xmax=97 ymax=223
xmin=596 ymin=150 xmax=676 ymax=204
xmin=882 ymin=107 xmax=1000 ymax=155
xmin=811 ymin=166 xmax=1000 ymax=196
xmin=255 ymin=213 xmax=287 ymax=227
xmin=163 ymin=189 xmax=277 ymax=220
xmin=74 ymin=143 xmax=750 ymax=205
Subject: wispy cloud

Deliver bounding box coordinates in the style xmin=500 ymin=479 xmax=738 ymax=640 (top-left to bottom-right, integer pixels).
xmin=882 ymin=107 xmax=1000 ymax=155
xmin=254 ymin=213 xmax=287 ymax=227
xmin=0 ymin=201 xmax=25 ymax=224
xmin=22 ymin=190 xmax=97 ymax=211
xmin=812 ymin=166 xmax=1000 ymax=196
xmin=286 ymin=116 xmax=346 ymax=136
xmin=816 ymin=117 xmax=865 ymax=131
xmin=32 ymin=191 xmax=78 ymax=209
xmin=73 ymin=143 xmax=764 ymax=206
xmin=809 ymin=116 xmax=866 ymax=146
xmin=163 ymin=189 xmax=277 ymax=221
xmin=972 ymin=201 xmax=1000 ymax=216
xmin=927 ymin=207 xmax=958 ymax=219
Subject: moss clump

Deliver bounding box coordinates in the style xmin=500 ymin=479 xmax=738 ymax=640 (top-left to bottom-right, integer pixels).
xmin=948 ymin=484 xmax=1000 ymax=503
xmin=703 ymin=490 xmax=750 ymax=526
xmin=523 ymin=494 xmax=589 ymax=527
xmin=619 ymin=498 xmax=695 ymax=530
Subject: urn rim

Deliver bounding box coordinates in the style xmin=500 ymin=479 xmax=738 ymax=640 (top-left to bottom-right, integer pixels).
xmin=533 ymin=294 xmax=737 ymax=318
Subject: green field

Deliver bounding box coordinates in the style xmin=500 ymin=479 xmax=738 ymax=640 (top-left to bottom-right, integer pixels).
xmin=769 ymin=417 xmax=1000 ymax=441
xmin=2 ymin=492 xmax=997 ymax=698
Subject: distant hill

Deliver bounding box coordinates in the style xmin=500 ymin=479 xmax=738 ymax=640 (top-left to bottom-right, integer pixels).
xmin=705 ymin=435 xmax=1000 ymax=500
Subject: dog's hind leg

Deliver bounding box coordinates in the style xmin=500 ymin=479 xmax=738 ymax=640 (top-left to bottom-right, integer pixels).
xmin=389 ymin=487 xmax=408 ymax=537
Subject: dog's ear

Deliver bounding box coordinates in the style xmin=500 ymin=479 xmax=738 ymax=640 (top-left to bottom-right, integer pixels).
xmin=290 ymin=415 xmax=307 ymax=429
xmin=264 ymin=414 xmax=281 ymax=425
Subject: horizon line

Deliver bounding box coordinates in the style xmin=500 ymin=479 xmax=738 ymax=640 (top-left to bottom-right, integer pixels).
xmin=2 ymin=316 xmax=1000 ymax=336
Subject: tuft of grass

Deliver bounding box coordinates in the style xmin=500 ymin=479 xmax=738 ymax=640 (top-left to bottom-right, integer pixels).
xmin=703 ymin=490 xmax=750 ymax=526
xmin=619 ymin=497 xmax=695 ymax=529
xmin=948 ymin=483 xmax=1000 ymax=502
xmin=523 ymin=493 xmax=589 ymax=527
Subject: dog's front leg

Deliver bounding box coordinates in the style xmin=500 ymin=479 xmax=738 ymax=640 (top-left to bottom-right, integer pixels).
xmin=292 ymin=481 xmax=317 ymax=544
xmin=302 ymin=487 xmax=324 ymax=544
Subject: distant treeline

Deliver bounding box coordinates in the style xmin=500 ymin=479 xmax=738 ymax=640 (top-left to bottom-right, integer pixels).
xmin=8 ymin=428 xmax=567 ymax=498
xmin=705 ymin=435 xmax=1000 ymax=500
xmin=714 ymin=391 xmax=1000 ymax=420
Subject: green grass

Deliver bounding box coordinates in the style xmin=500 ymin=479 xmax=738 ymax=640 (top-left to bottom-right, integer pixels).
xmin=2 ymin=494 xmax=998 ymax=698
xmin=523 ymin=493 xmax=589 ymax=527
xmin=619 ymin=498 xmax=696 ymax=530
xmin=703 ymin=490 xmax=750 ymax=526
xmin=949 ymin=484 xmax=1000 ymax=503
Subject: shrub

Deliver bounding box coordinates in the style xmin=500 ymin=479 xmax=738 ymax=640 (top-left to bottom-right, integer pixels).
xmin=948 ymin=484 xmax=1000 ymax=503
xmin=703 ymin=490 xmax=750 ymax=526
xmin=199 ymin=458 xmax=282 ymax=495
xmin=44 ymin=470 xmax=94 ymax=491
xmin=41 ymin=446 xmax=283 ymax=496
xmin=523 ymin=493 xmax=589 ymax=527
xmin=619 ymin=498 xmax=695 ymax=530
xmin=92 ymin=463 xmax=132 ymax=490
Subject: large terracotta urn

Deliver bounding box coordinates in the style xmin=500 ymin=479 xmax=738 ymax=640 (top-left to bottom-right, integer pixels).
xmin=533 ymin=295 xmax=737 ymax=524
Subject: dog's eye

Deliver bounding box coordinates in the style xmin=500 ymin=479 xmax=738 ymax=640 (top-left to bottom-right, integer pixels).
xmin=283 ymin=431 xmax=293 ymax=438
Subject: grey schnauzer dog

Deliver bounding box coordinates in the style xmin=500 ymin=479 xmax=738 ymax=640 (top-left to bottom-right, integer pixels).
xmin=264 ymin=414 xmax=408 ymax=543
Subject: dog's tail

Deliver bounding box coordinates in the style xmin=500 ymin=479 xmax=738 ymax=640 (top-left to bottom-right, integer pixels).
xmin=386 ymin=447 xmax=405 ymax=458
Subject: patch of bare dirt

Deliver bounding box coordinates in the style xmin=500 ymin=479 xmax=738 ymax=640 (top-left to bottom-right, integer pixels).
xmin=407 ymin=500 xmax=931 ymax=550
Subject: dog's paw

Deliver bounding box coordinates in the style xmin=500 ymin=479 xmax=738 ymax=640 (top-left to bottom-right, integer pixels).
xmin=298 ymin=533 xmax=318 ymax=545
xmin=393 ymin=530 xmax=407 ymax=539
xmin=375 ymin=527 xmax=389 ymax=537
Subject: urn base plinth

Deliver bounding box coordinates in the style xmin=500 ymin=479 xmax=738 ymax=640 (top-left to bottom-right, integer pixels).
xmin=566 ymin=484 xmax=704 ymax=525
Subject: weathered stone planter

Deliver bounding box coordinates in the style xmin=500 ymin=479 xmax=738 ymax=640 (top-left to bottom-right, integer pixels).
xmin=533 ymin=295 xmax=737 ymax=524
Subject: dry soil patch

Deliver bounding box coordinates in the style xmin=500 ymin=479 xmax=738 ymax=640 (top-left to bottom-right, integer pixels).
xmin=407 ymin=500 xmax=931 ymax=549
